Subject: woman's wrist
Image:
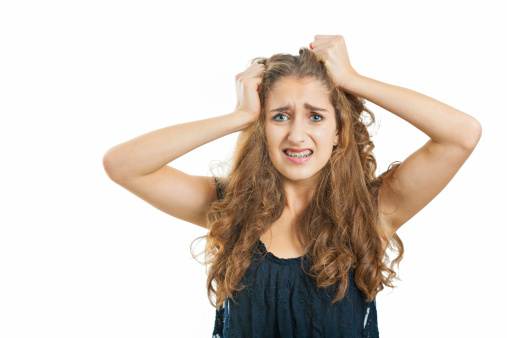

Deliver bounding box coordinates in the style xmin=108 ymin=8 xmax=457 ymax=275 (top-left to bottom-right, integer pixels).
xmin=230 ymin=109 xmax=258 ymax=131
xmin=337 ymin=69 xmax=362 ymax=92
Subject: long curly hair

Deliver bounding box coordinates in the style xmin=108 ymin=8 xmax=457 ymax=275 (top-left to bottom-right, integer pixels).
xmin=191 ymin=47 xmax=404 ymax=309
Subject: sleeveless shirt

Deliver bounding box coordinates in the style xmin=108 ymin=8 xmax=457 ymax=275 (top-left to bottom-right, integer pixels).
xmin=211 ymin=177 xmax=380 ymax=338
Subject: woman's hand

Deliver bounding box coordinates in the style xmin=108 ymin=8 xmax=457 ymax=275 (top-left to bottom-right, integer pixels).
xmin=309 ymin=35 xmax=359 ymax=89
xmin=233 ymin=62 xmax=266 ymax=124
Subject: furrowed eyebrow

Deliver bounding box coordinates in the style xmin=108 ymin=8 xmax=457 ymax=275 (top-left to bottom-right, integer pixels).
xmin=269 ymin=103 xmax=328 ymax=114
xmin=305 ymin=103 xmax=328 ymax=113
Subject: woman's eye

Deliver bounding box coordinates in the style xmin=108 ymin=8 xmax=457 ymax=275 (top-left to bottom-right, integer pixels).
xmin=273 ymin=113 xmax=323 ymax=122
xmin=311 ymin=114 xmax=323 ymax=122
xmin=273 ymin=114 xmax=287 ymax=121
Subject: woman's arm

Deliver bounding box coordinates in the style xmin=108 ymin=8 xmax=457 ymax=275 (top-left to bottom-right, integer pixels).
xmin=343 ymin=71 xmax=482 ymax=239
xmin=342 ymin=74 xmax=481 ymax=149
xmin=103 ymin=112 xmax=251 ymax=180
xmin=102 ymin=112 xmax=252 ymax=229
xmin=103 ymin=61 xmax=265 ymax=180
xmin=310 ymin=35 xmax=482 ymax=240
xmin=102 ymin=62 xmax=266 ymax=229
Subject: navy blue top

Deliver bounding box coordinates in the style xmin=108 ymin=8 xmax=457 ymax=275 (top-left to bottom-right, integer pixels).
xmin=212 ymin=178 xmax=379 ymax=338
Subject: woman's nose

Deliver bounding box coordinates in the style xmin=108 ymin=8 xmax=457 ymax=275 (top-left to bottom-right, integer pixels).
xmin=287 ymin=116 xmax=308 ymax=144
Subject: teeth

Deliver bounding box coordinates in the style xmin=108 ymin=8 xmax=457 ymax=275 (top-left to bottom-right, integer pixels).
xmin=284 ymin=150 xmax=313 ymax=158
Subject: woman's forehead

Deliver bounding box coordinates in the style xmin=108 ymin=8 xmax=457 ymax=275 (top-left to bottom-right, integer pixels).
xmin=266 ymin=88 xmax=332 ymax=113
xmin=267 ymin=77 xmax=331 ymax=102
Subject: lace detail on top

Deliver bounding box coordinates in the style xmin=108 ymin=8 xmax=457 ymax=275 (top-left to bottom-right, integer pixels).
xmin=257 ymin=238 xmax=308 ymax=265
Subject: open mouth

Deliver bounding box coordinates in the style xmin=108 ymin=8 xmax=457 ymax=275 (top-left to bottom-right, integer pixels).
xmin=283 ymin=149 xmax=313 ymax=163
xmin=283 ymin=150 xmax=313 ymax=158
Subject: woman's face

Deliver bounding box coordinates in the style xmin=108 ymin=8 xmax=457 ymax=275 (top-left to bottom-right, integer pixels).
xmin=264 ymin=76 xmax=339 ymax=185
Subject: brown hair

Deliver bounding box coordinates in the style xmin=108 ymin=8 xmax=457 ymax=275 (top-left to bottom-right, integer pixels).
xmin=191 ymin=47 xmax=404 ymax=309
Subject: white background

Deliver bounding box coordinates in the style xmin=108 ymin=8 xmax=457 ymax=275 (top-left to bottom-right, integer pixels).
xmin=1 ymin=0 xmax=504 ymax=337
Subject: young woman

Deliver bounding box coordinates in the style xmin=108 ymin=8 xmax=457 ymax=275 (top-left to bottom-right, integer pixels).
xmin=103 ymin=35 xmax=481 ymax=337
